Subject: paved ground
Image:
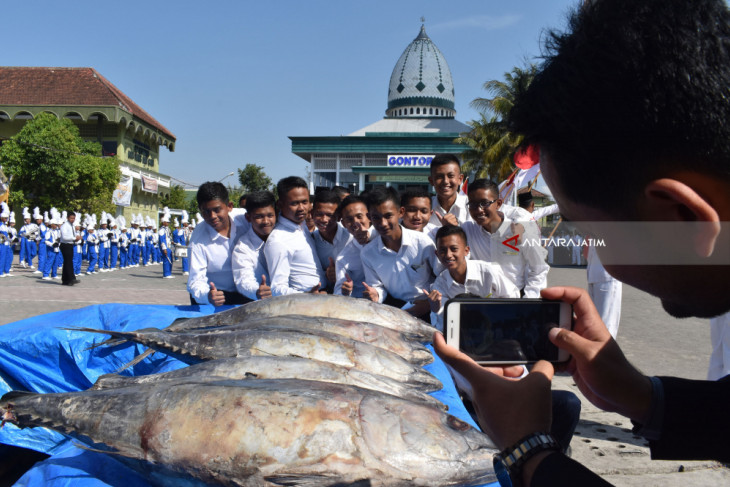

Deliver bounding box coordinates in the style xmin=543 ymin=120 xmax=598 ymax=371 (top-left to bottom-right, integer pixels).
xmin=0 ymin=257 xmax=727 ymax=485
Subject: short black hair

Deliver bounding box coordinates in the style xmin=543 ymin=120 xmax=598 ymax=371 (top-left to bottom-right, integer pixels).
xmin=239 ymin=194 xmax=248 ymax=207
xmin=67 ymin=211 xmax=76 ymax=218
xmin=197 ymin=182 xmax=229 ymax=207
xmin=338 ymin=195 xmax=367 ymax=215
xmin=400 ymin=187 xmax=432 ymax=208
xmin=366 ymin=185 xmax=400 ymax=211
xmin=435 ymin=224 xmax=468 ymax=246
xmin=509 ymin=0 xmax=730 ymax=212
xmin=245 ymin=190 xmax=276 ymax=213
xmin=430 ymin=154 xmax=461 ymax=174
xmin=467 ymin=179 xmax=499 ymax=197
xmin=313 ymin=189 xmax=341 ymax=208
xmin=332 ymin=186 xmax=350 ymax=201
xmin=277 ymin=176 xmax=308 ymax=200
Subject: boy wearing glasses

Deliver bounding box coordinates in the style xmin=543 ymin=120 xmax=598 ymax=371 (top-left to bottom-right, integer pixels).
xmin=462 ymin=179 xmax=548 ymax=298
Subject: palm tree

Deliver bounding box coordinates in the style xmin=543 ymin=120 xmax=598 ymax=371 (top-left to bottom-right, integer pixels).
xmin=456 ymin=64 xmax=538 ymax=181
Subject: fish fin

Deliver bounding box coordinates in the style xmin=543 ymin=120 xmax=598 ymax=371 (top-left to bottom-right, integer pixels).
xmin=1 ymin=390 xmax=35 ymax=403
xmin=114 ymin=348 xmax=157 ymax=373
xmin=264 ymin=475 xmax=372 ymax=487
xmin=86 ymin=337 xmax=126 ymax=350
xmin=71 ymin=440 xmax=137 ymax=459
xmin=91 ymin=373 xmax=129 ymax=390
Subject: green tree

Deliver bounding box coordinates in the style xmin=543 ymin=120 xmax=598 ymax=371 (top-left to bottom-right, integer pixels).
xmin=456 ymin=64 xmax=538 ymax=182
xmin=0 ymin=112 xmax=120 ymax=215
xmin=160 ymin=184 xmax=188 ymax=210
xmin=237 ymin=163 xmax=272 ymax=194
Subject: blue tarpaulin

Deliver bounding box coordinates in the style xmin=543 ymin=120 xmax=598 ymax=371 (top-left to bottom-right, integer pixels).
xmin=0 ymin=303 xmax=497 ymax=486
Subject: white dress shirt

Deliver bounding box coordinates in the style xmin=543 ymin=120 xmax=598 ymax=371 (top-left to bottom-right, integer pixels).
xmin=429 ymin=259 xmax=520 ymax=332
xmin=334 ymin=228 xmax=373 ymax=298
xmin=187 ymin=208 xmax=251 ymax=304
xmin=429 ymin=192 xmax=473 ymax=227
xmin=60 ymin=221 xmax=76 ymax=244
xmin=264 ymin=217 xmax=325 ymax=296
xmin=462 ymin=219 xmax=549 ymax=298
xmin=232 ymin=227 xmax=269 ymax=301
xmin=361 ymin=226 xmax=442 ymax=303
xmin=313 ymin=223 xmax=352 ymax=284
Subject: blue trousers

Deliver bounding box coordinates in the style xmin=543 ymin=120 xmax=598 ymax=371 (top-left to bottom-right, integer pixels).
xmin=87 ymin=249 xmax=98 ymax=273
xmin=73 ymin=246 xmax=82 ymax=275
xmin=110 ymin=244 xmax=118 ymax=269
xmin=0 ymin=244 xmax=6 ymax=276
xmin=44 ymin=248 xmax=58 ymax=277
xmin=19 ymin=237 xmax=27 ymax=264
xmin=162 ymin=250 xmax=172 ymax=277
xmin=38 ymin=243 xmax=46 ymax=273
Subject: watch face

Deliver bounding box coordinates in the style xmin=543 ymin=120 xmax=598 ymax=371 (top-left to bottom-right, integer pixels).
xmin=493 ymin=456 xmax=513 ymax=487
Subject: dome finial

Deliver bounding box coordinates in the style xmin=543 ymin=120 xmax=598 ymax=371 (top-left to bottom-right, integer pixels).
xmin=416 ymin=18 xmax=429 ymax=40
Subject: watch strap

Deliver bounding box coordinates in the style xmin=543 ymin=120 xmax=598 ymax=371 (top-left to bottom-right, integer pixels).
xmin=493 ymin=432 xmax=560 ymax=486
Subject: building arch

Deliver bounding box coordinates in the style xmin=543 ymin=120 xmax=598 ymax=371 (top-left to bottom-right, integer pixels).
xmin=13 ymin=111 xmax=34 ymax=120
xmin=0 ymin=111 xmax=11 ymax=121
xmin=63 ymin=111 xmax=83 ymax=120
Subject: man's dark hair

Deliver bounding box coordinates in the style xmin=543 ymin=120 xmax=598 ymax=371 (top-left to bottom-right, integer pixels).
xmin=313 ymin=189 xmax=341 ymax=208
xmin=332 ymin=186 xmax=350 ymax=201
xmin=245 ymin=191 xmax=276 ymax=213
xmin=509 ymin=0 xmax=730 ymax=213
xmin=435 ymin=224 xmax=468 ymax=246
xmin=400 ymin=187 xmax=432 ymax=208
xmin=338 ymin=195 xmax=367 ymax=216
xmin=197 ymin=182 xmax=229 ymax=207
xmin=467 ymin=179 xmax=499 ymax=197
xmin=517 ymin=191 xmax=534 ymax=209
xmin=430 ymin=154 xmax=461 ymax=174
xmin=277 ymin=176 xmax=308 ymax=200
xmin=67 ymin=211 xmax=76 ymax=218
xmin=366 ymin=185 xmax=400 ymax=211
xmin=239 ymin=194 xmax=248 ymax=208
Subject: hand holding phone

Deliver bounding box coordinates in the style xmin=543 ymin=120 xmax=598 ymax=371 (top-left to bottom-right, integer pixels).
xmin=444 ymin=297 xmax=573 ymax=365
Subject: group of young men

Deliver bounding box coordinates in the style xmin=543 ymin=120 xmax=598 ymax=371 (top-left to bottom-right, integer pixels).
xmin=0 ymin=205 xmax=195 ymax=281
xmin=187 ymin=155 xmax=551 ymax=331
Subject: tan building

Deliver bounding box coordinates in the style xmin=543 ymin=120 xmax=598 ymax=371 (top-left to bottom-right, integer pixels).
xmin=0 ymin=67 xmax=176 ymax=222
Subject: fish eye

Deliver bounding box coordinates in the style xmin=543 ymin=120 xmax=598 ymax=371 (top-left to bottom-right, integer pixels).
xmin=447 ymin=415 xmax=470 ymax=431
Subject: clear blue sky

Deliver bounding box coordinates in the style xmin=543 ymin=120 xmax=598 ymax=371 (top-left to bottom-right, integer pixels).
xmin=4 ymin=0 xmax=576 ymax=188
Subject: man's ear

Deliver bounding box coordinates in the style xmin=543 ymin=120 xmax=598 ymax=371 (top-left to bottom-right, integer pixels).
xmin=643 ymin=179 xmax=721 ymax=258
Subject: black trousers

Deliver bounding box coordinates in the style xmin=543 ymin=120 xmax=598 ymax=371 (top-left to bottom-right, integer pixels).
xmin=60 ymin=243 xmax=75 ymax=284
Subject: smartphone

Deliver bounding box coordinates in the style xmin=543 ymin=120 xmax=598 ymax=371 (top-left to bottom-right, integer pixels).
xmin=444 ymin=297 xmax=573 ymax=365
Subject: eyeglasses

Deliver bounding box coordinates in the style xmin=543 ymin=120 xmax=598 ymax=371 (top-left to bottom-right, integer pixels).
xmin=468 ymin=199 xmax=497 ymax=210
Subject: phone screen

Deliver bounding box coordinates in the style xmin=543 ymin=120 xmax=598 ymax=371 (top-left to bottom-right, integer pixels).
xmin=458 ymin=301 xmax=564 ymax=363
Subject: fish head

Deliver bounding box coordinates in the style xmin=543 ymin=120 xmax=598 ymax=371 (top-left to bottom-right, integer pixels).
xmin=359 ymin=395 xmax=497 ymax=485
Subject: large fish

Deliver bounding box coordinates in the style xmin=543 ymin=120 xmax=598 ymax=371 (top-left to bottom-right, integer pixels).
xmin=74 ymin=327 xmax=442 ymax=392
xmin=91 ymin=356 xmax=445 ymax=410
xmin=167 ymin=294 xmax=436 ymax=342
xmin=1 ymin=379 xmax=497 ymax=486
xmin=169 ymin=315 xmax=433 ymax=365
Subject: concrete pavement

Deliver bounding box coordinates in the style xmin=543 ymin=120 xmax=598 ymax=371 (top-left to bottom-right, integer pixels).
xmin=0 ymin=257 xmax=727 ymax=485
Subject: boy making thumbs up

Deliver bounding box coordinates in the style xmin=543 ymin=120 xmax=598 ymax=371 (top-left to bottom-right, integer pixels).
xmin=232 ymin=190 xmax=276 ymax=301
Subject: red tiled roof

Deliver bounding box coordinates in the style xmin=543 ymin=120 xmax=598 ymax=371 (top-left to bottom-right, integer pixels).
xmin=0 ymin=67 xmax=175 ymax=141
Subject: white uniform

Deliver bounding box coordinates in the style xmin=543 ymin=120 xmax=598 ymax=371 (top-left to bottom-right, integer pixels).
xmin=429 ymin=193 xmax=473 ymax=227
xmin=333 ymin=229 xmax=373 ymax=298
xmin=361 ymin=226 xmax=442 ymax=304
xmin=462 ymin=219 xmax=549 ymax=298
xmin=187 ymin=209 xmax=251 ymax=304
xmin=312 ymin=223 xmax=352 ymax=286
xmin=264 ymin=217 xmax=325 ymax=296
xmin=429 ymin=259 xmax=520 ymax=332
xmin=586 ymin=245 xmax=622 ymax=338
xmin=708 ymin=311 xmax=730 ymax=381
xmin=231 ymin=227 xmax=269 ymax=301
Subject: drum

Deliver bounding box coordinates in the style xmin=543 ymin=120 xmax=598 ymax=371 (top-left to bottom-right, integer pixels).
xmin=174 ymin=246 xmax=188 ymax=258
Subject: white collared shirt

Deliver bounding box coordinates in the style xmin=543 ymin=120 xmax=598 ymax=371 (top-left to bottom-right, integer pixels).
xmin=462 ymin=219 xmax=549 ymax=298
xmin=187 ymin=208 xmax=251 ymax=304
xmin=313 ymin=223 xmax=352 ymax=285
xmin=60 ymin=221 xmax=76 ymax=244
xmin=361 ymin=225 xmax=442 ymax=303
xmin=334 ymin=228 xmax=373 ymax=298
xmin=429 ymin=192 xmax=473 ymax=227
xmin=430 ymin=259 xmax=521 ymax=332
xmin=232 ymin=227 xmax=269 ymax=301
xmin=264 ymin=217 xmax=325 ymax=296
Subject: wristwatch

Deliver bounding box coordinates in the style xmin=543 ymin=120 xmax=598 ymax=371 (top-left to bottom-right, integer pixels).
xmin=492 ymin=432 xmax=560 ymax=487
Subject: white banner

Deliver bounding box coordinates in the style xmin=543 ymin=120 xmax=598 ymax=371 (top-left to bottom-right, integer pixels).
xmin=112 ymin=174 xmax=133 ymax=207
xmin=141 ymin=175 xmax=158 ymax=193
